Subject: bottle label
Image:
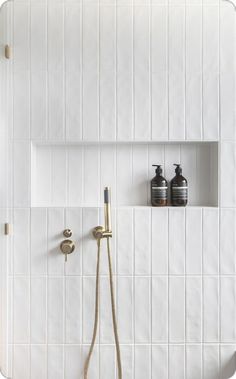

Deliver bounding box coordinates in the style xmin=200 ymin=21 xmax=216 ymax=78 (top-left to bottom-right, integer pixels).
xmin=172 ymin=186 xmax=188 ymax=200
xmin=152 ymin=186 xmax=168 ymax=201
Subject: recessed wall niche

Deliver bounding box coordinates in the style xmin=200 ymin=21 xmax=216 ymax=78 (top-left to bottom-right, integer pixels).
xmin=31 ymin=142 xmax=218 ymax=207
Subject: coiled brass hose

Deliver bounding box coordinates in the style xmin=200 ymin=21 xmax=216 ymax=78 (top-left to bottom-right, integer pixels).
xmin=83 ymin=237 xmax=122 ymax=379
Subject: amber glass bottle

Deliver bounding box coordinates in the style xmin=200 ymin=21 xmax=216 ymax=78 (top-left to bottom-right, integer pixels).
xmin=151 ymin=165 xmax=168 ymax=206
xmin=171 ymin=164 xmax=188 ymax=206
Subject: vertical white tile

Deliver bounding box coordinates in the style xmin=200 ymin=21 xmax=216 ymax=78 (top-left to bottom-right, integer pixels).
xmin=65 ymin=4 xmax=82 ymax=141
xmin=48 ymin=3 xmax=65 ymax=140
xmin=82 ymin=5 xmax=99 ymax=140
xmin=181 ymin=144 xmax=197 ymax=205
xmin=51 ymin=147 xmax=67 ymax=206
xmin=134 ymin=208 xmax=151 ymax=275
xmin=169 ymin=345 xmax=185 ymax=379
xmin=100 ymin=345 xmax=115 ymax=379
xmin=185 ymin=5 xmax=202 ymax=140
xmin=202 ymin=6 xmax=219 ymax=140
xmin=117 ymin=276 xmax=133 ymax=344
xmin=220 ymin=209 xmax=236 ymax=274
xmin=220 ymin=277 xmax=236 ymax=342
xmin=117 ymin=208 xmax=133 ymax=275
xmin=220 ymin=5 xmax=236 ymax=141
xmin=132 ymin=145 xmax=149 ymax=205
xmin=203 ymin=208 xmax=219 ymax=275
xmin=186 ymin=345 xmax=202 ymax=379
xmin=13 ymin=277 xmax=30 ymax=343
xmin=169 ymin=277 xmax=185 ymax=343
xmin=47 ymin=208 xmax=65 ymax=275
xmin=13 ymin=3 xmax=29 ymax=70
xmin=13 ymin=70 xmax=30 ymax=139
xmin=186 ymin=208 xmax=202 ymax=275
xmin=82 ymin=208 xmax=99 ymax=276
xmin=120 ymin=345 xmax=134 ymax=379
xmin=116 ymin=145 xmax=132 ymax=205
xmin=203 ymin=345 xmax=220 ymax=379
xmin=30 ymin=345 xmax=47 ymax=379
xmin=48 ymin=71 xmax=65 ymax=140
xmin=152 ymin=208 xmax=168 ymax=275
xmin=135 ymin=345 xmax=151 ymax=379
xmin=169 ymin=6 xmax=185 ymax=140
xmin=31 ymin=277 xmax=46 ymax=344
xmin=65 ymin=346 xmax=83 ymax=379
xmin=220 ymin=142 xmax=236 ymax=207
xmin=31 ymin=71 xmax=47 ymax=140
xmin=33 ymin=146 xmax=52 ymax=206
xmin=48 ymin=277 xmax=64 ymax=344
xmin=134 ymin=6 xmax=150 ymax=140
xmin=47 ymin=345 xmax=64 ymax=379
xmin=67 ymin=148 xmax=83 ymax=206
xmin=65 ymin=277 xmax=82 ymax=344
xmin=197 ymin=144 xmax=212 ymax=206
xmin=169 ymin=208 xmax=185 ymax=275
xmin=100 ymin=5 xmax=116 ymax=141
xmin=186 ymin=277 xmax=202 ymax=342
xmin=31 ymin=208 xmax=47 ymax=275
xmin=31 ymin=3 xmax=47 ymax=71
xmin=152 ymin=277 xmax=168 ymax=343
xmin=117 ymin=5 xmax=133 ymax=140
xmin=100 ymin=276 xmax=114 ymax=344
xmin=83 ymin=276 xmax=97 ymax=344
xmin=13 ymin=209 xmax=30 ymax=275
xmin=203 ymin=277 xmax=219 ymax=342
xmin=152 ymin=345 xmax=168 ymax=379
xmin=134 ymin=277 xmax=150 ymax=343
xmin=13 ymin=141 xmax=30 ymax=207
xmin=13 ymin=345 xmax=30 ymax=379
xmin=83 ymin=146 xmax=99 ymax=206
xmin=151 ymin=6 xmax=168 ymax=140
xmin=65 ymin=208 xmax=82 ymax=275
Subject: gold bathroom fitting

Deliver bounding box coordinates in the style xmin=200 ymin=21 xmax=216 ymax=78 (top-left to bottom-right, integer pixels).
xmin=60 ymin=229 xmax=75 ymax=262
xmin=92 ymin=187 xmax=112 ymax=240
xmin=63 ymin=228 xmax=73 ymax=238
xmin=4 ymin=223 xmax=10 ymax=235
xmin=4 ymin=45 xmax=10 ymax=59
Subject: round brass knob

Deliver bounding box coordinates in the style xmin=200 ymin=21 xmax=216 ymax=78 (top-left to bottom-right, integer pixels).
xmin=60 ymin=239 xmax=75 ymax=255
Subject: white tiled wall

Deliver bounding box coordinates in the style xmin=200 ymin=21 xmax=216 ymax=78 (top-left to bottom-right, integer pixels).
xmin=0 ymin=0 xmax=236 ymax=378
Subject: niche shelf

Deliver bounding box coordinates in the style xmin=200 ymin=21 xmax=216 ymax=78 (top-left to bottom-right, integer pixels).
xmin=31 ymin=141 xmax=219 ymax=208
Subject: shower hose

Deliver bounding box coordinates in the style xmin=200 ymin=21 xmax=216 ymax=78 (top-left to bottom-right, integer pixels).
xmin=83 ymin=237 xmax=122 ymax=379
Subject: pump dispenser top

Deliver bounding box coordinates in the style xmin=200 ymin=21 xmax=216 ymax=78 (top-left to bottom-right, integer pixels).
xmin=152 ymin=164 xmax=163 ymax=175
xmin=174 ymin=164 xmax=182 ymax=175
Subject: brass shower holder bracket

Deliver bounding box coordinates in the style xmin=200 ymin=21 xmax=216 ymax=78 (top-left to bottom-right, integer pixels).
xmin=92 ymin=226 xmax=112 ymax=240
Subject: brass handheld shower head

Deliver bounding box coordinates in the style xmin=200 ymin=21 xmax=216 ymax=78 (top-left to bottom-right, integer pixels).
xmin=93 ymin=187 xmax=112 ymax=240
xmin=104 ymin=187 xmax=111 ymax=233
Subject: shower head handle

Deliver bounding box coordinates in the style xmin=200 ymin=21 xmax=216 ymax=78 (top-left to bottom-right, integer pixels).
xmin=104 ymin=187 xmax=112 ymax=233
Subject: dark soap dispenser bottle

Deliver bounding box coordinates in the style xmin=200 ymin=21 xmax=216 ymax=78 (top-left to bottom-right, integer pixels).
xmin=171 ymin=164 xmax=188 ymax=206
xmin=151 ymin=165 xmax=168 ymax=206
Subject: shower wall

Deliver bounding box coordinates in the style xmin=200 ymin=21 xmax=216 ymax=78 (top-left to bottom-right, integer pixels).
xmin=0 ymin=0 xmax=236 ymax=378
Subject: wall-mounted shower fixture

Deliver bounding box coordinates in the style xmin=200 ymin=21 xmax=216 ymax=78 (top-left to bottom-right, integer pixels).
xmin=84 ymin=187 xmax=122 ymax=379
xmin=93 ymin=187 xmax=112 ymax=239
xmin=60 ymin=229 xmax=75 ymax=262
